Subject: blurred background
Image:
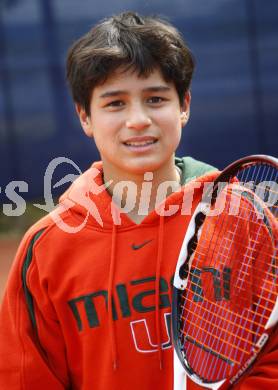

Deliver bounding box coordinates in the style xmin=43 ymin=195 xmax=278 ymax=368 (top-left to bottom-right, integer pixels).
xmin=1 ymin=0 xmax=277 ymax=200
xmin=0 ymin=0 xmax=277 ymax=295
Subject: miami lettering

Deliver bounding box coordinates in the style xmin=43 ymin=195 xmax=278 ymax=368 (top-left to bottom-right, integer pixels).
xmin=68 ymin=268 xmax=232 ymax=332
xmin=68 ymin=276 xmax=171 ymax=331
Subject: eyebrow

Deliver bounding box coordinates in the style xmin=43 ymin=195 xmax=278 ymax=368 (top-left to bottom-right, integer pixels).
xmin=99 ymin=86 xmax=171 ymax=99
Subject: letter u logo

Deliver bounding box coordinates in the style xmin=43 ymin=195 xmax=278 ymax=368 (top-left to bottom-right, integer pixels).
xmin=130 ymin=313 xmax=172 ymax=353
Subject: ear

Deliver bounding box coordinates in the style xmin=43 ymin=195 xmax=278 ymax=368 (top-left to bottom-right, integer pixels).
xmin=180 ymin=91 xmax=191 ymax=127
xmin=75 ymin=104 xmax=94 ymax=138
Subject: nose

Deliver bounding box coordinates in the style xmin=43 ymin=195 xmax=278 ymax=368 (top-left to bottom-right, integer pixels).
xmin=126 ymin=107 xmax=152 ymax=130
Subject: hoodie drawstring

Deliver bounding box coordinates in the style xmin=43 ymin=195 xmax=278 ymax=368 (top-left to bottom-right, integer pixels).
xmin=108 ymin=209 xmax=165 ymax=371
xmin=108 ymin=222 xmax=118 ymax=370
xmin=155 ymin=214 xmax=165 ymax=370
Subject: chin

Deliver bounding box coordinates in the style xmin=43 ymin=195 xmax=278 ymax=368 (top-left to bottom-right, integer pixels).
xmin=124 ymin=161 xmax=165 ymax=176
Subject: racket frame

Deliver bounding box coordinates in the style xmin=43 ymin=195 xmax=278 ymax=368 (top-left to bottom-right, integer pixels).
xmin=172 ymin=154 xmax=278 ymax=389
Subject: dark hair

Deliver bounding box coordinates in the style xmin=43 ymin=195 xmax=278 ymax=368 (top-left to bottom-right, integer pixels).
xmin=66 ymin=11 xmax=195 ymax=115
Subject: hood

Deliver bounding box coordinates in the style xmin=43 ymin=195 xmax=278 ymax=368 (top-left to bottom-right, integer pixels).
xmin=58 ymin=157 xmax=218 ymax=231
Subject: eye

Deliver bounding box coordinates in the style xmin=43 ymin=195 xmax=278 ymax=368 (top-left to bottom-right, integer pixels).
xmin=147 ymin=96 xmax=166 ymax=104
xmin=105 ymin=100 xmax=125 ymax=108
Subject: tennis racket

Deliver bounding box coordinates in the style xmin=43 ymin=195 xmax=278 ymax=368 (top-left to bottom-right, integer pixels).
xmin=172 ymin=155 xmax=278 ymax=389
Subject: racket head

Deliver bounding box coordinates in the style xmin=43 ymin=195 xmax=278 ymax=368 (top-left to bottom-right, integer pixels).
xmin=172 ymin=155 xmax=278 ymax=389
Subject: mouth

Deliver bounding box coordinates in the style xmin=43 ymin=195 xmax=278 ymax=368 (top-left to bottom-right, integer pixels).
xmin=123 ymin=137 xmax=158 ymax=148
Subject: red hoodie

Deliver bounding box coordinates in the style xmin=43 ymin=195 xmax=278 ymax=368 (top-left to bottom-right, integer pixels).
xmin=0 ymin=157 xmax=277 ymax=389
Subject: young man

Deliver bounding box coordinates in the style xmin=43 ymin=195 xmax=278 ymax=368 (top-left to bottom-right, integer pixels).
xmin=0 ymin=11 xmax=277 ymax=389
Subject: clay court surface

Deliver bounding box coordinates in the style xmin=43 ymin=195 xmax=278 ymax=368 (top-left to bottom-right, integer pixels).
xmin=0 ymin=237 xmax=21 ymax=303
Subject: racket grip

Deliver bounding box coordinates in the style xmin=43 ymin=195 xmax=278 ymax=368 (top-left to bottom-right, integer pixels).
xmin=173 ymin=348 xmax=186 ymax=390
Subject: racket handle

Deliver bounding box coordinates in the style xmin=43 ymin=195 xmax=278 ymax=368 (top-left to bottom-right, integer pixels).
xmin=174 ymin=348 xmax=186 ymax=390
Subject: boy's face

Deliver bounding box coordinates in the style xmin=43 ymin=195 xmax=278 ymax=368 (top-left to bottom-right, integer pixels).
xmin=77 ymin=67 xmax=190 ymax=179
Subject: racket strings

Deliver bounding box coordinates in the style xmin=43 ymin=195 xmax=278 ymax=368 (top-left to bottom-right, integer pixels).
xmin=192 ymin=246 xmax=277 ymax=296
xmin=180 ymin=302 xmax=262 ymax=345
xmin=181 ymin=164 xmax=277 ymax=380
xmin=181 ymin=276 xmax=274 ymax=322
xmin=184 ymin=315 xmax=250 ymax=359
xmin=241 ymin=183 xmax=278 ymax=198
xmin=194 ymin=232 xmax=275 ymax=372
xmin=187 ymin=219 xmax=276 ymax=307
xmin=195 ymin=217 xmax=277 ymax=253
xmin=214 ymin=166 xmax=278 ymax=206
xmin=195 ymin=240 xmax=277 ymax=279
xmin=179 ymin=295 xmax=272 ymax=371
xmin=181 ymin=255 xmax=277 ymax=312
xmin=208 ymin=196 xmax=277 ymax=234
xmin=186 ymin=229 xmax=270 ymax=377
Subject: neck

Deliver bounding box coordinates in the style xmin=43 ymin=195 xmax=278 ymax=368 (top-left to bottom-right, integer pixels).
xmin=103 ymin=160 xmax=181 ymax=223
